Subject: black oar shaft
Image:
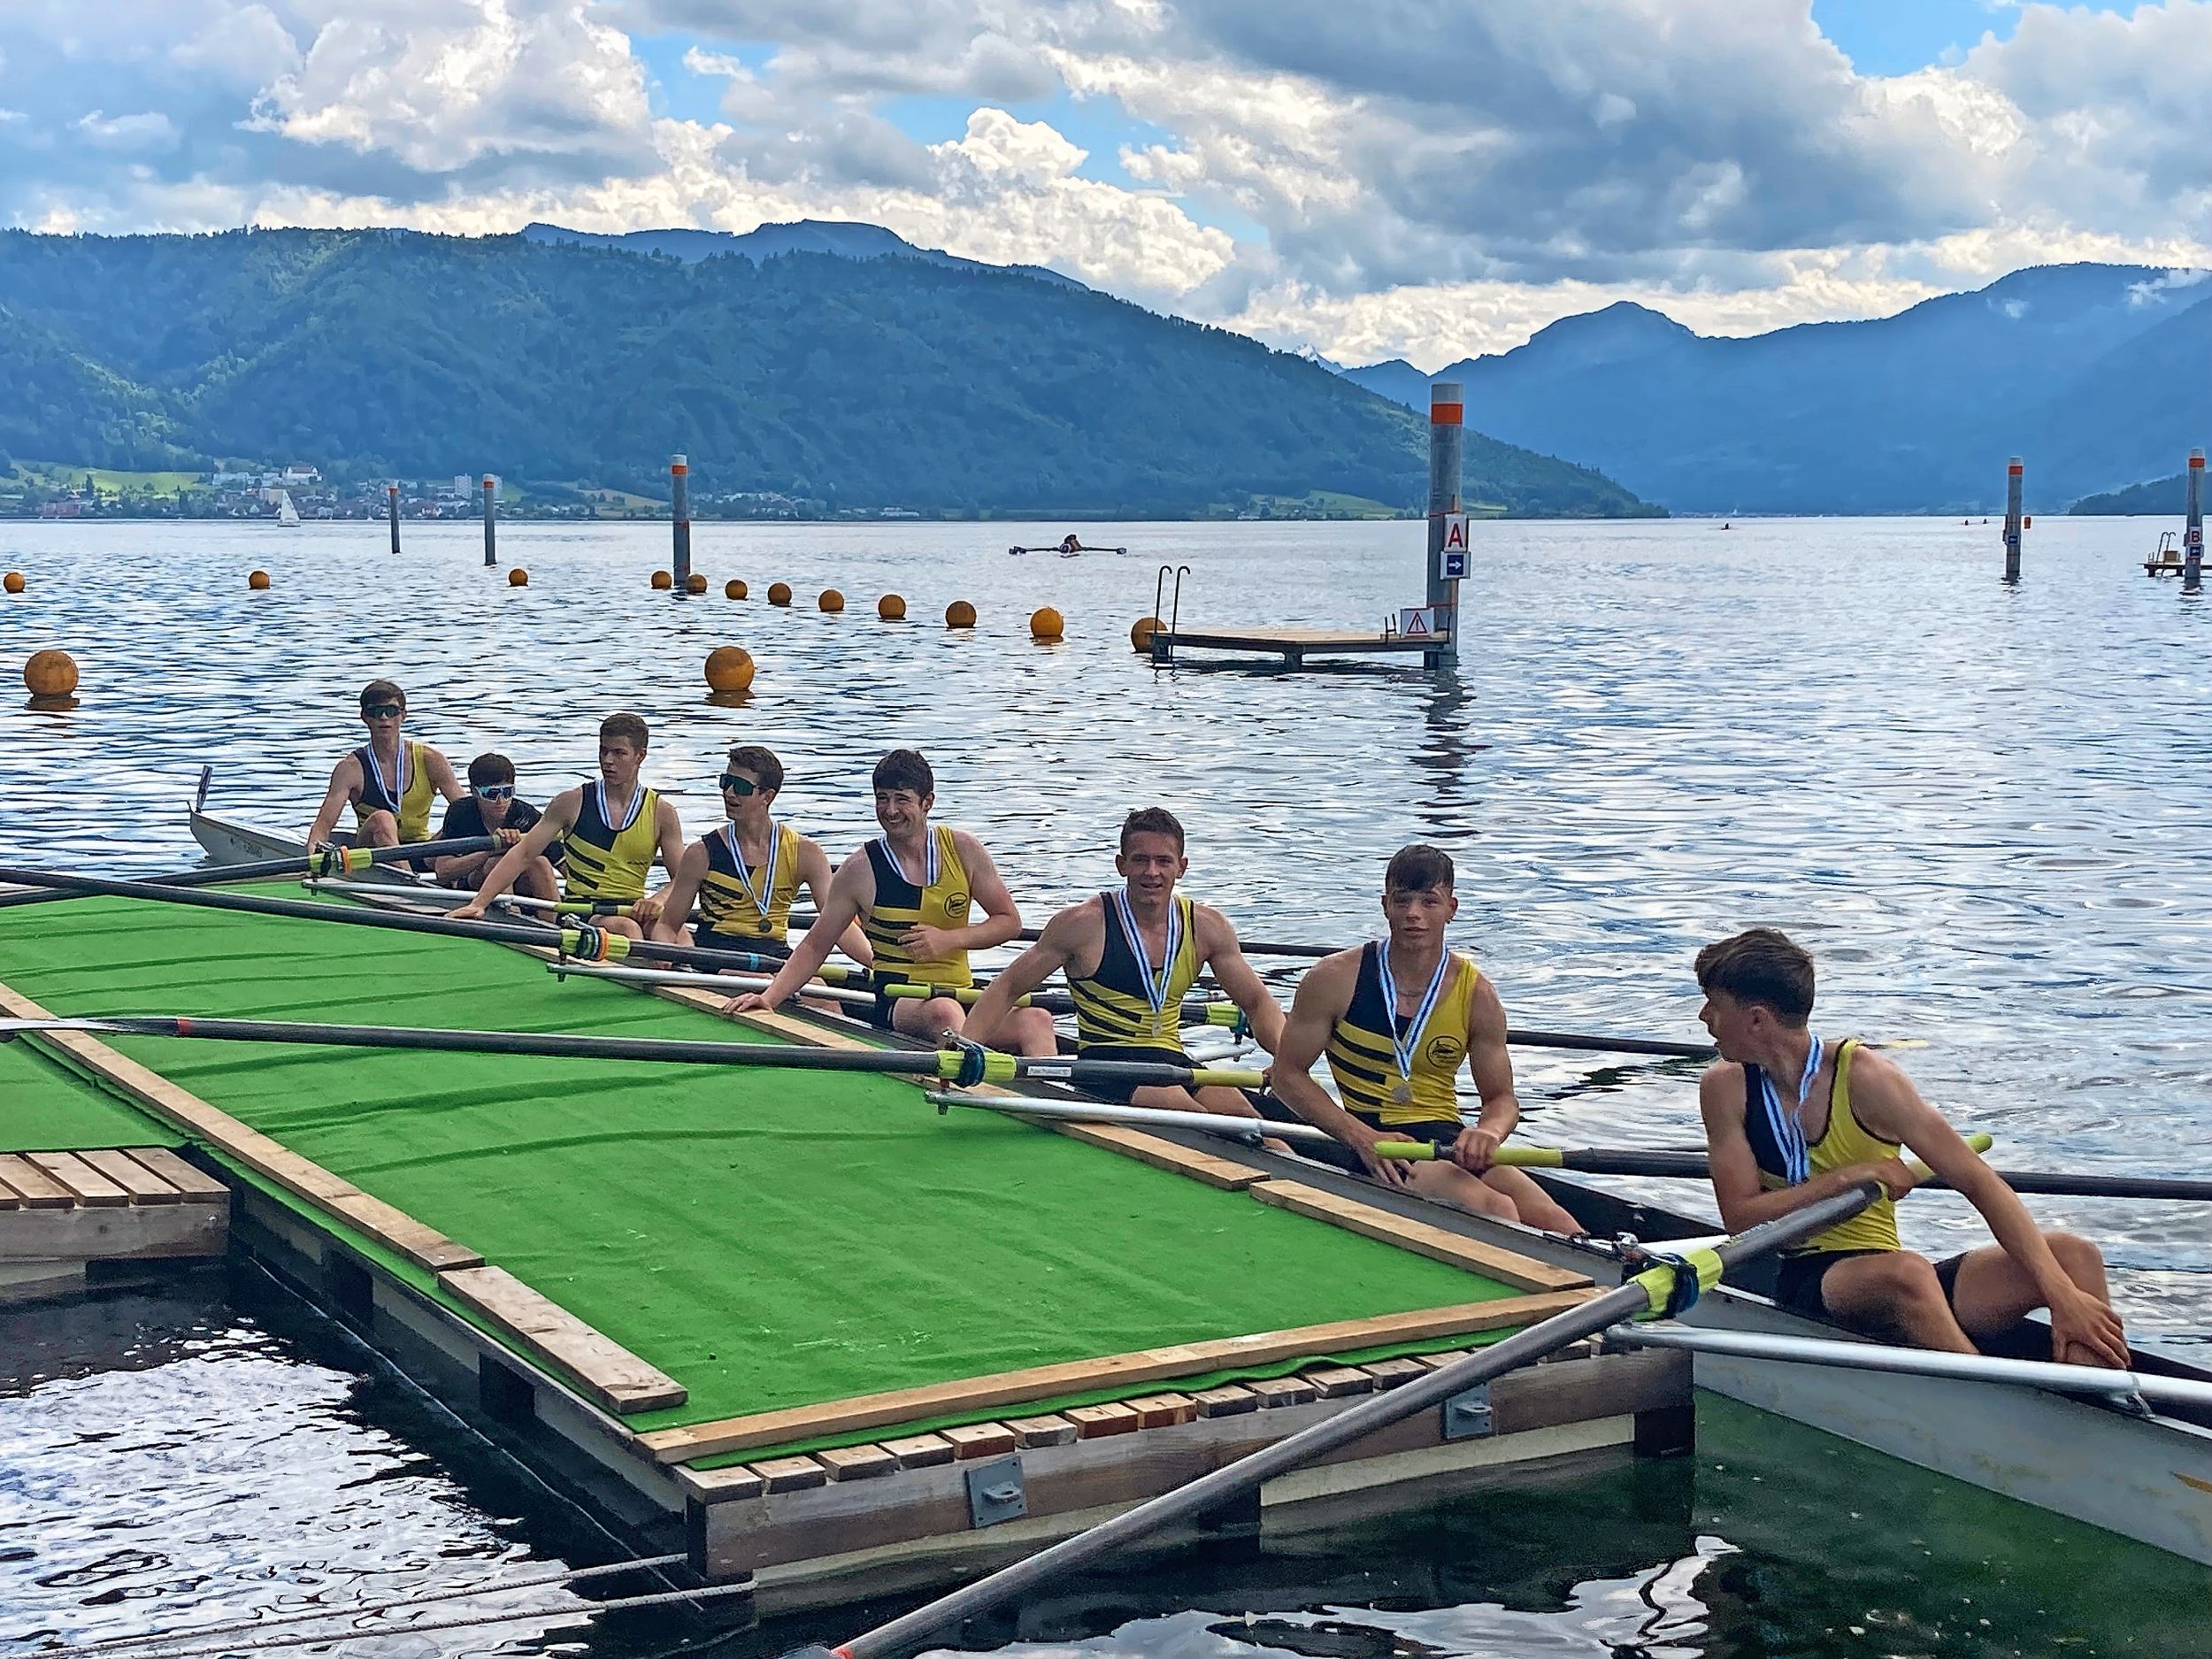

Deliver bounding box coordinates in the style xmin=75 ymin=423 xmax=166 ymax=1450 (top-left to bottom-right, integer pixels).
xmin=1507 ymin=1026 xmax=1714 ymax=1060
xmin=1540 ymin=1147 xmax=2212 ymax=1202
xmin=0 ymin=839 xmax=496 ymax=911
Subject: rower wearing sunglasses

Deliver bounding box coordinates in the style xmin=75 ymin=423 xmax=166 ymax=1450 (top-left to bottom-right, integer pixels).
xmin=306 ymin=679 xmax=465 ymax=856
xmin=429 ymin=753 xmax=562 ymax=902
xmin=652 ymin=744 xmax=871 ymax=964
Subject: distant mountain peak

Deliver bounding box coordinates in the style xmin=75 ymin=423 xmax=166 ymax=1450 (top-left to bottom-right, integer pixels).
xmin=518 ymin=219 xmax=1084 ymax=289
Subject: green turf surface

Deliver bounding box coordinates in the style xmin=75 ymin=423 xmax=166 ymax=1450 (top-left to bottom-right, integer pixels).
xmin=0 ymin=1038 xmax=183 ymax=1153
xmin=0 ymin=887 xmax=1530 ymax=1449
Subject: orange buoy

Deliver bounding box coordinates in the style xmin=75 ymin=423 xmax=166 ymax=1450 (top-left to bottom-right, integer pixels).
xmin=945 ymin=599 xmax=977 ymax=628
xmin=819 ymin=588 xmax=845 ymax=613
xmin=3 ymin=572 xmax=23 ymax=595
xmin=508 ymin=567 xmax=529 ymax=587
xmin=703 ymin=646 xmax=757 ymax=694
xmin=686 ymin=572 xmax=708 ymax=595
xmin=768 ymin=581 xmax=793 ymax=606
xmin=726 ymin=579 xmax=747 ymax=600
xmin=1130 ymin=615 xmax=1164 ymax=652
xmin=248 ymin=570 xmax=271 ymax=591
xmin=878 ymin=593 xmax=907 ymax=620
xmin=1030 ymin=606 xmax=1065 ymax=640
xmin=651 ymin=570 xmax=674 ymax=590
xmin=23 ymin=649 xmax=78 ymax=697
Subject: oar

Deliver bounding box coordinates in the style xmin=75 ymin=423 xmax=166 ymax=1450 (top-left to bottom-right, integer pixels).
xmin=785 ymin=1180 xmax=1891 ymax=1659
xmin=0 ymin=1015 xmax=1264 ymax=1091
xmin=1494 ymin=1140 xmax=2206 ymax=1201
xmin=300 ymin=878 xmax=634 ymax=918
xmin=921 ymin=1089 xmax=1435 ymax=1161
xmin=0 ymin=838 xmax=496 ymax=911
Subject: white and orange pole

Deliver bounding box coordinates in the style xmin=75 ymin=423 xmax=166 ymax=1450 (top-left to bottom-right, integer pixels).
xmin=2002 ymin=456 xmax=2023 ymax=584
xmin=2184 ymin=448 xmax=2204 ymax=595
xmin=1426 ymin=380 xmax=1463 ymax=667
xmin=671 ymin=453 xmax=692 ymax=592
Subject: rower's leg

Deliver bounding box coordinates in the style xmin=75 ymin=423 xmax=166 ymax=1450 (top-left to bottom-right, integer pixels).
xmin=1477 ymin=1167 xmax=1581 ymax=1233
xmin=1815 ymin=1251 xmax=1978 ymax=1352
xmin=893 ymin=995 xmax=967 ymax=1039
xmin=1946 ymin=1233 xmax=2111 ymax=1339
xmin=357 ymin=809 xmax=400 ymax=848
xmin=1405 ymin=1162 xmax=1518 ymax=1219
xmin=999 ymin=1005 xmax=1059 ymax=1057
xmin=517 ymin=856 xmax=560 ymax=903
xmin=601 ymin=915 xmax=645 ymax=940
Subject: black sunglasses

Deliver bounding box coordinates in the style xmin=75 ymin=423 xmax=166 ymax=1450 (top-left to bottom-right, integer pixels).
xmin=718 ymin=773 xmax=760 ymax=796
xmin=361 ymin=703 xmax=403 ymax=719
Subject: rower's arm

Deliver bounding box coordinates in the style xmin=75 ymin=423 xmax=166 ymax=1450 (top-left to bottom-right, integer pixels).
xmin=1196 ymin=909 xmax=1285 ymax=1053
xmin=630 ymin=798 xmax=687 ymax=926
xmin=1267 ymin=955 xmax=1409 ymax=1178
xmin=733 ymin=855 xmax=868 ymax=1009
xmin=426 ymin=748 xmax=466 ymax=804
xmin=306 ymin=757 xmax=361 ymax=849
xmin=1462 ymin=972 xmax=1522 ymax=1146
xmin=653 ymin=841 xmax=709 ymax=944
xmin=798 ymin=838 xmax=872 ymax=965
xmin=949 ymin=833 xmax=1025 ymax=949
xmin=1697 ymin=1064 xmax=1906 ymax=1233
xmin=454 ymin=791 xmax=574 ymax=918
xmin=966 ymin=914 xmax=1079 ymax=1048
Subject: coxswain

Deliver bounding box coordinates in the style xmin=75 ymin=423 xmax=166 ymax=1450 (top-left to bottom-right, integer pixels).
xmin=727 ymin=748 xmax=1055 ymax=1053
xmin=1694 ymin=927 xmax=2127 ymax=1365
xmin=305 ymin=679 xmax=464 ymax=853
xmin=1060 ymin=533 xmax=1081 ymax=554
xmin=966 ymin=807 xmax=1286 ymax=1115
xmin=429 ymin=752 xmax=560 ymax=902
xmin=452 ymin=711 xmax=684 ymax=939
xmin=1267 ymin=845 xmax=1579 ymax=1229
xmin=651 ymin=743 xmax=871 ymax=964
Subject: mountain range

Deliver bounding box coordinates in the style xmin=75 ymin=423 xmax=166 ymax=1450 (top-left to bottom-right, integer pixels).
xmin=1344 ymin=265 xmax=2212 ymax=514
xmin=0 ymin=227 xmax=1654 ymax=518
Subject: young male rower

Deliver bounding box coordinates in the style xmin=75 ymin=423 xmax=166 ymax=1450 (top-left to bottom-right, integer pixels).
xmin=452 ymin=712 xmax=684 ymax=939
xmin=1267 ymin=845 xmax=1579 ymax=1230
xmin=1694 ymin=927 xmax=2128 ymax=1367
xmin=305 ymin=679 xmax=465 ymax=853
xmin=727 ymin=748 xmax=1056 ymax=1054
xmin=965 ymin=807 xmax=1285 ymax=1116
xmin=653 ymin=744 xmax=871 ymax=964
xmin=430 ymin=753 xmax=561 ymax=903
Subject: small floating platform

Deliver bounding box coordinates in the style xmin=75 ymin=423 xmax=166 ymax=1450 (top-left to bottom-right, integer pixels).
xmin=2145 ymin=560 xmax=2196 ymax=578
xmin=1149 ymin=627 xmax=1448 ymax=668
xmin=0 ymin=1147 xmax=229 ymax=1302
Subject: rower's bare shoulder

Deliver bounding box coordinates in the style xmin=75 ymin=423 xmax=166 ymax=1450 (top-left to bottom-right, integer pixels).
xmin=1698 ymin=1060 xmax=1747 ymax=1111
xmin=1298 ymin=946 xmax=1364 ymax=1000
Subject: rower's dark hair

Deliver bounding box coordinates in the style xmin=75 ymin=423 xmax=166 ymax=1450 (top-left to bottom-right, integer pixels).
xmin=467 ymin=752 xmax=516 ymax=787
xmin=358 ymin=678 xmax=405 ymax=712
xmin=1385 ymin=843 xmax=1454 ymax=895
xmin=726 ymin=743 xmax=783 ymax=795
xmin=599 ymin=711 xmax=649 ymax=751
xmin=873 ymin=748 xmax=933 ymax=797
xmin=1695 ymin=928 xmax=1816 ymax=1025
xmin=1120 ymin=807 xmax=1185 ymax=853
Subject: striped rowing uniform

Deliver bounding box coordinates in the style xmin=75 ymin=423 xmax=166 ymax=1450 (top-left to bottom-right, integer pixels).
xmin=695 ymin=820 xmax=802 ymax=956
xmin=1746 ymin=1037 xmax=1894 ymax=1257
xmin=1070 ymin=890 xmax=1201 ymax=1090
xmin=563 ymin=780 xmax=660 ymax=903
xmin=354 ymin=740 xmax=434 ymax=842
xmin=1324 ymin=942 xmax=1479 ymax=1144
xmin=864 ymin=826 xmax=972 ymax=988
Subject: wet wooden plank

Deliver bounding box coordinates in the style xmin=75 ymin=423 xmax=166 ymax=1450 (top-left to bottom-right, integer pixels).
xmin=439 ymin=1263 xmax=686 ymax=1415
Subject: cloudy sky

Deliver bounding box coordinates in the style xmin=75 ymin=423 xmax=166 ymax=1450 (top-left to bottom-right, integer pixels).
xmin=4 ymin=1 xmax=2208 ymax=367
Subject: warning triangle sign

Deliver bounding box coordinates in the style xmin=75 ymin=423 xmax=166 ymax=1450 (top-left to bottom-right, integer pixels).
xmin=1401 ymin=609 xmax=1432 ymax=639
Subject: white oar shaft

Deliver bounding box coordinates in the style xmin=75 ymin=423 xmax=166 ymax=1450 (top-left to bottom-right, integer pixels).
xmin=555 ymin=961 xmax=876 ymax=1007
xmin=925 ymin=1090 xmax=1331 ymax=1146
xmin=1612 ymin=1323 xmax=2205 ymax=1409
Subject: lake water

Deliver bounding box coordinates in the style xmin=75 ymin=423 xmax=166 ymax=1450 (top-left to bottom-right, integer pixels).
xmin=4 ymin=514 xmax=2210 ymax=1654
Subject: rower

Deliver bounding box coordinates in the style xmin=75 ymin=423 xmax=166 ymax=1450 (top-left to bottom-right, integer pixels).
xmin=652 ymin=744 xmax=871 ymax=964
xmin=452 ymin=711 xmax=684 ymax=939
xmin=726 ymin=748 xmax=1055 ymax=1053
xmin=1267 ymin=845 xmax=1578 ymax=1230
xmin=1694 ymin=927 xmax=2128 ymax=1366
xmin=430 ymin=753 xmax=560 ymax=902
xmin=305 ymin=679 xmax=464 ymax=854
xmin=965 ymin=807 xmax=1285 ymax=1117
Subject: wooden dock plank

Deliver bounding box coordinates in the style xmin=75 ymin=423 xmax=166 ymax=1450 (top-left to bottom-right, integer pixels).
xmin=1248 ymin=1181 xmax=1592 ymax=1293
xmin=0 ymin=1155 xmax=75 ymax=1208
xmin=74 ymin=1148 xmax=185 ymax=1202
xmin=1048 ymin=1123 xmax=1272 ymax=1190
xmin=119 ymin=1147 xmax=231 ymax=1202
xmin=439 ymin=1263 xmax=686 ymax=1416
xmin=25 ymin=1151 xmax=130 ymax=1207
xmin=634 ymin=1290 xmax=1587 ymax=1463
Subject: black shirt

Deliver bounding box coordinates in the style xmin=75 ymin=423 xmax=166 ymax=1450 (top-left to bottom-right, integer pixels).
xmin=436 ymin=795 xmax=560 ymax=864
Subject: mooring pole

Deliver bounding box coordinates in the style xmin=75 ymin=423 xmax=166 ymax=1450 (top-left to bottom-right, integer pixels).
xmin=2001 ymin=457 xmax=2024 ymax=584
xmin=1425 ymin=380 xmax=1463 ymax=669
xmin=387 ymin=483 xmax=401 ymax=556
xmin=671 ymin=453 xmax=692 ymax=593
xmin=481 ymin=474 xmax=496 ymax=568
xmin=2185 ymin=448 xmax=2205 ymax=595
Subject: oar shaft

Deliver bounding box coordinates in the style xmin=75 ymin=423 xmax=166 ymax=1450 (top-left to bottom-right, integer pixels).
xmin=0 ymin=839 xmax=496 ymax=911
xmin=1504 ymin=1026 xmax=1715 ymax=1060
xmin=924 ymin=1090 xmax=1434 ymax=1160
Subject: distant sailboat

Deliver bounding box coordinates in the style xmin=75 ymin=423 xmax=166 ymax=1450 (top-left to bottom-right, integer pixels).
xmin=276 ymin=492 xmax=301 ymax=527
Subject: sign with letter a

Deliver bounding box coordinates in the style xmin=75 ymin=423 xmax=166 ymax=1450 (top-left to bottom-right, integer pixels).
xmin=1437 ymin=512 xmax=1470 ymax=580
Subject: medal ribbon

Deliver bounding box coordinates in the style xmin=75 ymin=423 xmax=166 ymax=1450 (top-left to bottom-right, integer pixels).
xmin=1759 ymin=1032 xmax=1824 ymax=1185
xmin=1109 ymin=887 xmax=1184 ymax=1015
xmin=365 ymin=741 xmax=410 ymax=811
xmin=879 ymin=828 xmax=940 ymax=891
xmin=1377 ymin=940 xmax=1452 ymax=1094
xmin=593 ymin=780 xmax=645 ymax=835
xmin=723 ymin=820 xmax=781 ymax=921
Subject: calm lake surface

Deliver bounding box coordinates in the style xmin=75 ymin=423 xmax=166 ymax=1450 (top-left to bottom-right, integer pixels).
xmin=4 ymin=514 xmax=2210 ymax=1653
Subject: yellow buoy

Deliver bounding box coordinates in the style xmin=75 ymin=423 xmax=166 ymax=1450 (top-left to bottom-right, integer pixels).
xmin=508 ymin=568 xmax=529 ymax=587
xmin=4 ymin=572 xmax=23 ymax=595
xmin=248 ymin=570 xmax=271 ymax=591
xmin=945 ymin=599 xmax=977 ymax=628
xmin=1030 ymin=606 xmax=1065 ymax=640
xmin=686 ymin=572 xmax=708 ymax=595
xmin=819 ymin=588 xmax=845 ymax=613
xmin=651 ymin=570 xmax=674 ymax=591
xmin=703 ymin=645 xmax=757 ymax=694
xmin=726 ymin=580 xmax=747 ymax=600
xmin=23 ymin=649 xmax=78 ymax=697
xmin=768 ymin=581 xmax=793 ymax=607
xmin=878 ymin=593 xmax=907 ymax=620
xmin=1130 ymin=615 xmax=1164 ymax=652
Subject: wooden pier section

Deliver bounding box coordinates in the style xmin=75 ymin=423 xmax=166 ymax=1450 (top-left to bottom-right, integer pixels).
xmin=1148 ymin=626 xmax=1448 ymax=668
xmin=0 ymin=1146 xmax=228 ymax=1302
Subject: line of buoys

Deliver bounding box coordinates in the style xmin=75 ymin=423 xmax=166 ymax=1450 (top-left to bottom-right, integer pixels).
xmin=23 ymin=649 xmax=77 ymax=697
xmin=686 ymin=572 xmax=708 ymax=595
xmin=508 ymin=568 xmax=529 ymax=587
xmin=946 ymin=599 xmax=978 ymax=628
xmin=703 ymin=646 xmax=757 ymax=694
xmin=768 ymin=582 xmax=793 ymax=606
xmin=726 ymin=580 xmax=747 ymax=600
xmin=1030 ymin=606 xmax=1064 ymax=641
xmin=650 ymin=570 xmax=673 ymax=591
xmin=819 ymin=588 xmax=845 ymax=613
xmin=248 ymin=570 xmax=271 ymax=591
xmin=878 ymin=594 xmax=907 ymax=620
xmin=3 ymin=572 xmax=22 ymax=595
xmin=1131 ymin=615 xmax=1163 ymax=652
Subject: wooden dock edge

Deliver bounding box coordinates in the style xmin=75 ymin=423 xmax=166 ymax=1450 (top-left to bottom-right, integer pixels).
xmin=441 ymin=1263 xmax=687 ymax=1416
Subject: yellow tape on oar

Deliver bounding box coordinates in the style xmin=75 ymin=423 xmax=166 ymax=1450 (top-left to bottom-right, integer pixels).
xmin=934 ymin=1049 xmax=1019 ymax=1084
xmin=557 ymin=926 xmax=634 ymax=964
xmin=1188 ymin=1068 xmax=1266 ymax=1088
xmin=1372 ymin=1140 xmax=1435 ymax=1162
xmin=1630 ymin=1244 xmax=1725 ymax=1319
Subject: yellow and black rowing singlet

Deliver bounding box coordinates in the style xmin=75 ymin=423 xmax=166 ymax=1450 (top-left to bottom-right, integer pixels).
xmin=696 ymin=821 xmax=802 ymax=948
xmin=354 ymin=741 xmax=435 ymax=842
xmin=1070 ymin=891 xmax=1199 ymax=1056
xmin=1325 ymin=942 xmax=1479 ymax=1127
xmin=1746 ymin=1038 xmax=1896 ymax=1256
xmin=563 ymin=780 xmax=660 ymax=902
xmin=864 ymin=826 xmax=972 ymax=987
